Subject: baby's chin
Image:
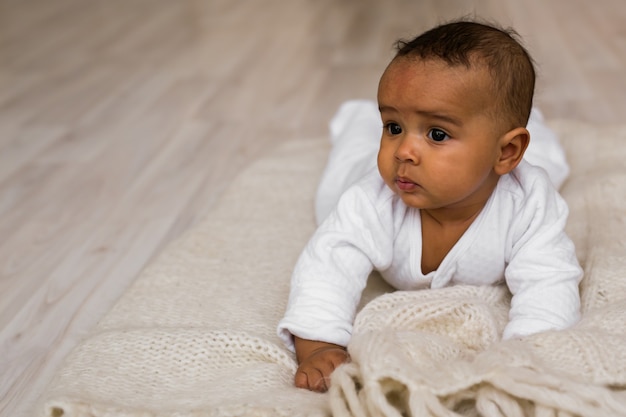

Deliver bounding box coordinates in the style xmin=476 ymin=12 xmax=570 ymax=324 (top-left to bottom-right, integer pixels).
xmin=397 ymin=192 xmax=434 ymax=210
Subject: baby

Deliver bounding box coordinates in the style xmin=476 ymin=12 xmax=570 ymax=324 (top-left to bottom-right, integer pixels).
xmin=278 ymin=20 xmax=583 ymax=392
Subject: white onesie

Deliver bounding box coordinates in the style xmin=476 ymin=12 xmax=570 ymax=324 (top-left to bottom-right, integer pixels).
xmin=277 ymin=100 xmax=583 ymax=351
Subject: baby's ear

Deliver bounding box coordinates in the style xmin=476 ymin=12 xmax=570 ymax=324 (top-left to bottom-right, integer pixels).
xmin=494 ymin=127 xmax=530 ymax=175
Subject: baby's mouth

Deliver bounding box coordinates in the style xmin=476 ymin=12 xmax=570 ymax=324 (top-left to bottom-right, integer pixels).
xmin=395 ymin=176 xmax=419 ymax=192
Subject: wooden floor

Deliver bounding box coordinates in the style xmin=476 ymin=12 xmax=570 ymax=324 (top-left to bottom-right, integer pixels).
xmin=1 ymin=1 xmax=625 ymax=415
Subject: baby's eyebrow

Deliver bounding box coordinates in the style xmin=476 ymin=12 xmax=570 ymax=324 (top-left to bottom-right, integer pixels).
xmin=378 ymin=105 xmax=397 ymax=113
xmin=416 ymin=110 xmax=462 ymax=127
xmin=379 ymin=105 xmax=463 ymax=127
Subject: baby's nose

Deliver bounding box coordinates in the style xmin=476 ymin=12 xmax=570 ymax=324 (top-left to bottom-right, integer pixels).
xmin=394 ymin=136 xmax=421 ymax=164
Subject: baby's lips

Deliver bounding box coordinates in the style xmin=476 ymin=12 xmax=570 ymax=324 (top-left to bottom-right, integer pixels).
xmin=396 ymin=176 xmax=419 ymax=191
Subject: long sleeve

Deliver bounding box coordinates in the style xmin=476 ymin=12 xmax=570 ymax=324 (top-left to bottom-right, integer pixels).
xmin=502 ymin=164 xmax=583 ymax=339
xmin=277 ymin=175 xmax=398 ymax=351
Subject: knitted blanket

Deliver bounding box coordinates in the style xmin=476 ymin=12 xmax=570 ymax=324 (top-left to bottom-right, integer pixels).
xmin=37 ymin=120 xmax=626 ymax=417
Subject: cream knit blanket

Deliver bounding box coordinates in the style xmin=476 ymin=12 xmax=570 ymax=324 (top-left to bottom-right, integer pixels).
xmin=38 ymin=120 xmax=626 ymax=417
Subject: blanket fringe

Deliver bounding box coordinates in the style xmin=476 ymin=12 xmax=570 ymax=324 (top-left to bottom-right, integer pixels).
xmin=330 ymin=332 xmax=626 ymax=417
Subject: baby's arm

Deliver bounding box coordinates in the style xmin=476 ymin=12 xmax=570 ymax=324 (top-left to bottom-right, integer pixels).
xmin=278 ymin=177 xmax=397 ymax=388
xmin=503 ymin=169 xmax=583 ymax=339
xmin=293 ymin=336 xmax=349 ymax=392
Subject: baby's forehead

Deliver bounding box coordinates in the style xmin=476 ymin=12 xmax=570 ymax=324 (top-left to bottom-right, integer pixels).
xmin=381 ymin=56 xmax=497 ymax=100
xmin=379 ymin=56 xmax=504 ymax=126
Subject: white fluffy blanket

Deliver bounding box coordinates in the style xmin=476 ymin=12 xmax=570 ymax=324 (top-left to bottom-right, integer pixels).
xmin=37 ymin=120 xmax=626 ymax=417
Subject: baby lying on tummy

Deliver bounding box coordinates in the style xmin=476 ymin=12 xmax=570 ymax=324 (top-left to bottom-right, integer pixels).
xmin=277 ymin=20 xmax=583 ymax=393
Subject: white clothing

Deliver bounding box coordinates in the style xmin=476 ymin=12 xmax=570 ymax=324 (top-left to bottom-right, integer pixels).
xmin=277 ymin=101 xmax=582 ymax=351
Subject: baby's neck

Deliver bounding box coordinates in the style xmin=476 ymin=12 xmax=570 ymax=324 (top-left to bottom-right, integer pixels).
xmin=419 ymin=186 xmax=495 ymax=275
xmin=421 ymin=200 xmax=486 ymax=227
xmin=421 ymin=173 xmax=500 ymax=226
xmin=420 ymin=207 xmax=483 ymax=275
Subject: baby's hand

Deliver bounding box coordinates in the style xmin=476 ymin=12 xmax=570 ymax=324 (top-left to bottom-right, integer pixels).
xmin=293 ymin=337 xmax=349 ymax=392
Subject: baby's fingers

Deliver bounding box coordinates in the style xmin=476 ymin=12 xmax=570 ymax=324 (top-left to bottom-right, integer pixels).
xmin=295 ymin=362 xmax=335 ymax=392
xmin=294 ymin=367 xmax=311 ymax=389
xmin=295 ymin=366 xmax=329 ymax=392
xmin=294 ymin=348 xmax=349 ymax=392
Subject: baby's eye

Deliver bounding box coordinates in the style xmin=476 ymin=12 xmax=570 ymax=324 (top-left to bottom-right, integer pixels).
xmin=428 ymin=128 xmax=449 ymax=142
xmin=385 ymin=123 xmax=402 ymax=135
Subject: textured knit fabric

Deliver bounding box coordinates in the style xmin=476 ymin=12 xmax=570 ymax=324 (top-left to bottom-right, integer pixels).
xmin=36 ymin=119 xmax=626 ymax=417
xmin=278 ymin=102 xmax=582 ymax=350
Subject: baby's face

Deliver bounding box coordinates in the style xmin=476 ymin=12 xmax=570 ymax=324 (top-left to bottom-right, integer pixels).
xmin=377 ymin=57 xmax=505 ymax=216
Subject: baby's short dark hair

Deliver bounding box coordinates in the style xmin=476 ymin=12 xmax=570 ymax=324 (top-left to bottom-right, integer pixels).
xmin=395 ymin=20 xmax=536 ymax=129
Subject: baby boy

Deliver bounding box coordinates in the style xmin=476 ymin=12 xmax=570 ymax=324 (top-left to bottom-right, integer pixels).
xmin=278 ymin=20 xmax=583 ymax=392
